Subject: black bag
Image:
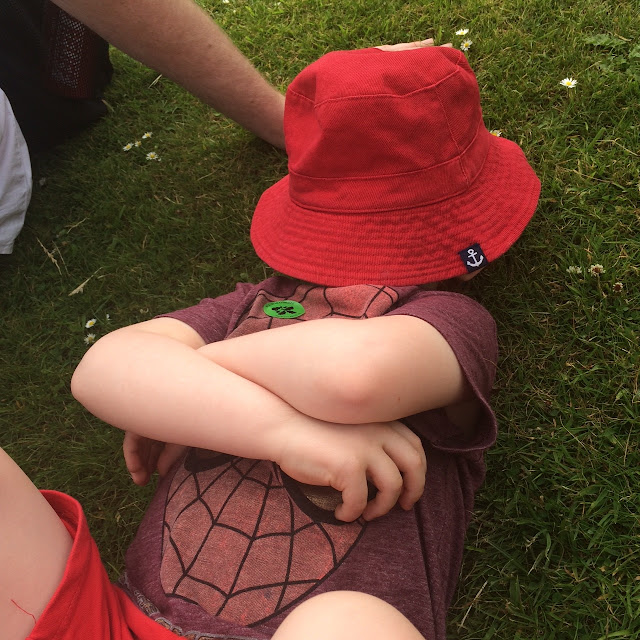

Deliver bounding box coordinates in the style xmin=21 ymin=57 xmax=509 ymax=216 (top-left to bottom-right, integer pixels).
xmin=0 ymin=0 xmax=113 ymax=152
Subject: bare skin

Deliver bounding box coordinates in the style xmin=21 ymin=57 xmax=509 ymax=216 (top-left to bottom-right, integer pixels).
xmin=0 ymin=448 xmax=72 ymax=640
xmin=271 ymin=591 xmax=426 ymax=640
xmin=52 ymin=0 xmax=286 ymax=147
xmin=71 ymin=316 xmax=434 ymax=522
xmin=375 ymin=39 xmax=453 ymax=51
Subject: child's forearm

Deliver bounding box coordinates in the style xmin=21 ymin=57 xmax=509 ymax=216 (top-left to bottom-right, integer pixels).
xmin=71 ymin=327 xmax=296 ymax=462
xmin=198 ymin=315 xmax=466 ymax=424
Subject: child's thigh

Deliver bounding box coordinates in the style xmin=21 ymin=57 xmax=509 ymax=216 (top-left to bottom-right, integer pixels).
xmin=0 ymin=448 xmax=72 ymax=640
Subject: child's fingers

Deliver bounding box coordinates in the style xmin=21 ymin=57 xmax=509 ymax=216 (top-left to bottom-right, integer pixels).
xmin=389 ymin=421 xmax=427 ymax=467
xmin=334 ymin=471 xmax=370 ymax=522
xmin=360 ymin=454 xmax=405 ymax=521
xmin=145 ymin=440 xmax=163 ymax=477
xmin=332 ymin=422 xmax=426 ymax=521
xmin=157 ymin=444 xmax=188 ymax=477
xmin=382 ymin=426 xmax=427 ymax=511
xmin=397 ymin=465 xmax=427 ymax=511
xmin=122 ymin=432 xmax=143 ymax=473
xmin=122 ymin=431 xmax=152 ymax=486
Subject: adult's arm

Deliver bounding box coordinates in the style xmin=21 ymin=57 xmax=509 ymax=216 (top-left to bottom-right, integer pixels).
xmin=52 ymin=0 xmax=285 ymax=147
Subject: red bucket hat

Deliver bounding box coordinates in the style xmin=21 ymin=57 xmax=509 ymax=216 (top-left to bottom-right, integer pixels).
xmin=251 ymin=46 xmax=540 ymax=286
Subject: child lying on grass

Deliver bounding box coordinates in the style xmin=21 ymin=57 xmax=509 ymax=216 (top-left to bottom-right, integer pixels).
xmin=4 ymin=41 xmax=539 ymax=640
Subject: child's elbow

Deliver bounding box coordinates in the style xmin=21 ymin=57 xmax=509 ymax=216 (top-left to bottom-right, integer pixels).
xmin=70 ymin=331 xmax=119 ymax=405
xmin=70 ymin=340 xmax=100 ymax=404
xmin=319 ymin=341 xmax=396 ymax=423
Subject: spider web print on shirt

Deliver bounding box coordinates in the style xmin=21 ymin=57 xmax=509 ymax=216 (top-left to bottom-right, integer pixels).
xmin=161 ymin=451 xmax=366 ymax=627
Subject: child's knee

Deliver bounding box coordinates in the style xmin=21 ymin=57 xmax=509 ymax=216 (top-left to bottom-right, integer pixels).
xmin=275 ymin=591 xmax=423 ymax=640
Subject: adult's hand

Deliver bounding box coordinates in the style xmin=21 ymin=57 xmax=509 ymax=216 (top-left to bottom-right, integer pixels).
xmin=376 ymin=38 xmax=453 ymax=51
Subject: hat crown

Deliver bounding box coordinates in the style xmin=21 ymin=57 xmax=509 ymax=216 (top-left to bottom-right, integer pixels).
xmin=250 ymin=46 xmax=540 ymax=287
xmin=285 ymin=47 xmax=489 ymax=212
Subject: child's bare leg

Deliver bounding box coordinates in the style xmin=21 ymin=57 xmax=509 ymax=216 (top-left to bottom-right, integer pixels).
xmin=272 ymin=591 xmax=426 ymax=640
xmin=0 ymin=447 xmax=72 ymax=640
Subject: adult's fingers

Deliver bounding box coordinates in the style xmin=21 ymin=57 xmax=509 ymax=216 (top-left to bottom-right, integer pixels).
xmin=375 ymin=38 xmax=434 ymax=52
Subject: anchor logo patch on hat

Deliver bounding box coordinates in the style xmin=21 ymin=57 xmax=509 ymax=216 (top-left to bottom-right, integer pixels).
xmin=459 ymin=243 xmax=487 ymax=273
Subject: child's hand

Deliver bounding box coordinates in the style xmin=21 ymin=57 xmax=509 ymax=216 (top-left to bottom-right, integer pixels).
xmin=274 ymin=419 xmax=426 ymax=522
xmin=122 ymin=431 xmax=187 ymax=486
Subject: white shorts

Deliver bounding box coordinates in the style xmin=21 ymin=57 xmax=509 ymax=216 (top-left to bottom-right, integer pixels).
xmin=0 ymin=88 xmax=31 ymax=254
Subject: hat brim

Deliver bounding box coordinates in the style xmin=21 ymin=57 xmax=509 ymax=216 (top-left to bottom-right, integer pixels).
xmin=251 ymin=133 xmax=541 ymax=286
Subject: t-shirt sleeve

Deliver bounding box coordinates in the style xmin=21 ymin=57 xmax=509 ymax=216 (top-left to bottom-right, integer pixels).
xmin=387 ymin=290 xmax=498 ymax=455
xmin=155 ymin=283 xmax=255 ymax=344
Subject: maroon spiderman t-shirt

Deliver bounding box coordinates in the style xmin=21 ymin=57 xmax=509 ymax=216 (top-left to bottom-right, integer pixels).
xmin=120 ymin=276 xmax=498 ymax=640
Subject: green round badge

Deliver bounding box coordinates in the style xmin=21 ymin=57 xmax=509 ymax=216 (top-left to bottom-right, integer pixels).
xmin=263 ymin=300 xmax=306 ymax=319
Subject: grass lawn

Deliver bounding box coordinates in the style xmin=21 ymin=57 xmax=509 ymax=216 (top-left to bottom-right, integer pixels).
xmin=1 ymin=0 xmax=639 ymax=637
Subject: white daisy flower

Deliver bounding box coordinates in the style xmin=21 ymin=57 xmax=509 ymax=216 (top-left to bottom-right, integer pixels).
xmin=560 ymin=77 xmax=578 ymax=88
xmin=588 ymin=264 xmax=605 ymax=276
xmin=456 ymin=28 xmax=470 ymax=36
xmin=460 ymin=39 xmax=473 ymax=51
xmin=134 ymin=140 xmax=142 ymax=147
xmin=85 ymin=318 xmax=97 ymax=328
xmin=146 ymin=151 xmax=161 ymax=161
xmin=122 ymin=143 xmax=133 ymax=151
xmin=142 ymin=132 xmax=153 ymax=139
xmin=84 ymin=333 xmax=96 ymax=345
xmin=490 ymin=129 xmax=502 ymax=137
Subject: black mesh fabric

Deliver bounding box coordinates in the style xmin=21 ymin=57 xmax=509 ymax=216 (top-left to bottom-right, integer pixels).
xmin=0 ymin=0 xmax=113 ymax=152
xmin=43 ymin=2 xmax=111 ymax=99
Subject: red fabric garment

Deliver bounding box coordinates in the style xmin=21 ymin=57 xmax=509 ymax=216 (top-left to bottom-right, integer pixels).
xmin=27 ymin=491 xmax=180 ymax=640
xmin=120 ymin=276 xmax=498 ymax=640
xmin=250 ymin=47 xmax=540 ymax=286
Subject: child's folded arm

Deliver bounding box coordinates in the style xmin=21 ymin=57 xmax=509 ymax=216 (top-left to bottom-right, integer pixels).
xmin=71 ymin=317 xmax=427 ymax=520
xmin=197 ymin=314 xmax=468 ymax=425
